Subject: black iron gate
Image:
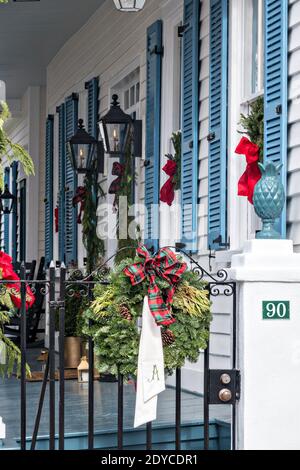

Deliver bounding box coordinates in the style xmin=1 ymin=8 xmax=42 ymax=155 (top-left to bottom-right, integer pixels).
xmin=4 ymin=249 xmax=239 ymax=451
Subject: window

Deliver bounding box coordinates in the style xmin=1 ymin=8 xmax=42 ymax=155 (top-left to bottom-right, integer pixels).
xmin=243 ymin=0 xmax=264 ymax=100
xmin=123 ymin=79 xmax=140 ymax=115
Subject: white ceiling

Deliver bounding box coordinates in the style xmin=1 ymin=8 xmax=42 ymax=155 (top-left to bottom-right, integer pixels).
xmin=0 ymin=0 xmax=105 ymax=99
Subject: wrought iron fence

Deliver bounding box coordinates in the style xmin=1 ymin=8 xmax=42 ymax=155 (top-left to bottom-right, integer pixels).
xmin=1 ymin=250 xmax=239 ymax=451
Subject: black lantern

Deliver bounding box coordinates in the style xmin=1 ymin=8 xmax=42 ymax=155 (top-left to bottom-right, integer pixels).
xmin=113 ymin=0 xmax=146 ymax=12
xmin=67 ymin=119 xmax=104 ymax=174
xmin=99 ymin=95 xmax=133 ymax=158
xmin=0 ymin=184 xmax=16 ymax=215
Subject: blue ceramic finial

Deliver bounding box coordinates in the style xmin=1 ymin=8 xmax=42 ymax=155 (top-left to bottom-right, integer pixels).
xmin=253 ymin=162 xmax=285 ymax=239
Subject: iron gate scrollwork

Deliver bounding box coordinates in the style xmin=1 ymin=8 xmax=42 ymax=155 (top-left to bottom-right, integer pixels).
xmin=12 ymin=248 xmax=239 ymax=451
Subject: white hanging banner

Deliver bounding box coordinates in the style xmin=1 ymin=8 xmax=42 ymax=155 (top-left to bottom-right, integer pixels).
xmin=134 ymin=296 xmax=165 ymax=428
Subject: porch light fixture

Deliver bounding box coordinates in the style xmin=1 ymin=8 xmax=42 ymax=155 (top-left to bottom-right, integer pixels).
xmin=0 ymin=184 xmax=16 ymax=215
xmin=67 ymin=119 xmax=104 ymax=174
xmin=113 ymin=0 xmax=146 ymax=12
xmin=99 ymin=94 xmax=142 ymax=158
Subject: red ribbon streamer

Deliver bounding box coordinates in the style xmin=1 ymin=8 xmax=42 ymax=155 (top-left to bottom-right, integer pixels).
xmin=235 ymin=137 xmax=261 ymax=205
xmin=72 ymin=186 xmax=87 ymax=224
xmin=160 ymin=159 xmax=177 ymax=206
xmin=55 ymin=206 xmax=59 ymax=233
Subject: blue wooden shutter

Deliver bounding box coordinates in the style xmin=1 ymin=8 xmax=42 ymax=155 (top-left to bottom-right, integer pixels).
xmin=145 ymin=20 xmax=163 ymax=252
xmin=11 ymin=162 xmax=18 ymax=263
xmin=264 ymin=0 xmax=288 ymax=238
xmin=85 ymin=77 xmax=99 ymax=139
xmin=181 ymin=0 xmax=199 ymax=252
xmin=57 ymin=103 xmax=66 ymax=262
xmin=4 ymin=167 xmax=10 ymax=253
xmin=45 ymin=115 xmax=54 ymax=266
xmin=207 ymin=0 xmax=228 ymax=250
xmin=65 ymin=93 xmax=79 ymax=266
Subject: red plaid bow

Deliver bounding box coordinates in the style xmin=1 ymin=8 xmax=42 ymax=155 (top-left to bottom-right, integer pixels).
xmin=123 ymin=245 xmax=187 ymax=326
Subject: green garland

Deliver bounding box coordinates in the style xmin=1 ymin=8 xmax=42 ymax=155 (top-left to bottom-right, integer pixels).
xmin=114 ymin=136 xmax=139 ymax=265
xmin=240 ymin=96 xmax=264 ymax=159
xmin=82 ymin=255 xmax=212 ymax=378
xmin=82 ymin=163 xmax=105 ymax=272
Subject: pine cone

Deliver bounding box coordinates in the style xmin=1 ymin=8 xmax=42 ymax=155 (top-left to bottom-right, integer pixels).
xmin=162 ymin=329 xmax=175 ymax=346
xmin=119 ymin=304 xmax=132 ymax=321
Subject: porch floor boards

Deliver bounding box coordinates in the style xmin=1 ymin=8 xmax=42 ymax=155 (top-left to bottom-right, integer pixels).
xmin=0 ymin=349 xmax=231 ymax=450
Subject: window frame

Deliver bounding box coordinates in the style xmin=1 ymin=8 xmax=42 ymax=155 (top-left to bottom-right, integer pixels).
xmin=241 ymin=0 xmax=264 ymax=104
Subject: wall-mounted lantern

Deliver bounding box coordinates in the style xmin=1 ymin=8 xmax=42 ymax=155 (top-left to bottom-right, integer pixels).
xmin=113 ymin=0 xmax=146 ymax=12
xmin=67 ymin=119 xmax=104 ymax=174
xmin=0 ymin=184 xmax=16 ymax=215
xmin=98 ymin=94 xmax=142 ymax=158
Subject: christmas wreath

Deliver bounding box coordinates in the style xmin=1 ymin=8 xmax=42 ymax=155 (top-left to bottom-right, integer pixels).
xmin=83 ymin=245 xmax=211 ymax=378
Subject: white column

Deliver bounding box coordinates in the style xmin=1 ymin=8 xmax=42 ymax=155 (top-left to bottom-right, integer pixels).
xmin=230 ymin=239 xmax=300 ymax=450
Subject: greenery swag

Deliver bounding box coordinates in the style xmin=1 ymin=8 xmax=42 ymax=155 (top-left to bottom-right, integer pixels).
xmin=82 ymin=253 xmax=212 ymax=378
xmin=239 ymin=96 xmax=264 ymax=159
xmin=82 ymin=163 xmax=105 ymax=272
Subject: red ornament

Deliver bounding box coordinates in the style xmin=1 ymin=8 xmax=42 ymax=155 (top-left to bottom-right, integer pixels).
xmin=160 ymin=159 xmax=177 ymax=206
xmin=0 ymin=251 xmax=35 ymax=310
xmin=235 ymin=137 xmax=261 ymax=205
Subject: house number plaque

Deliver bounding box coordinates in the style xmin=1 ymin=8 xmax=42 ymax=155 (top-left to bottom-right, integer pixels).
xmin=262 ymin=301 xmax=290 ymax=320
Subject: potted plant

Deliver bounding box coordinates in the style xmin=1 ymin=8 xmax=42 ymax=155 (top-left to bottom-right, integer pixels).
xmin=56 ymin=270 xmax=88 ymax=369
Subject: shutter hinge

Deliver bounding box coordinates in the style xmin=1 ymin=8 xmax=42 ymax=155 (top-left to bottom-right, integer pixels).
xmin=276 ymin=104 xmax=282 ymax=115
xmin=213 ymin=235 xmax=230 ymax=249
xmin=178 ymin=24 xmax=188 ymax=37
xmin=207 ymin=132 xmax=216 ymax=142
xmin=143 ymin=159 xmax=151 ymax=167
xmin=150 ymin=45 xmax=164 ymax=56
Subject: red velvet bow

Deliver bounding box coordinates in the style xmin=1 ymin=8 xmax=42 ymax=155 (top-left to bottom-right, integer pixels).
xmin=108 ymin=162 xmax=124 ymax=195
xmin=0 ymin=251 xmax=35 ymax=310
xmin=54 ymin=206 xmax=59 ymax=233
xmin=109 ymin=162 xmax=125 ymax=210
xmin=236 ymin=137 xmax=261 ymax=204
xmin=72 ymin=186 xmax=87 ymax=224
xmin=160 ymin=159 xmax=177 ymax=206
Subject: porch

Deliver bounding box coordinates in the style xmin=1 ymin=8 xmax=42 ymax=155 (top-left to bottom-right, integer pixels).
xmin=0 ymin=350 xmax=231 ymax=450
